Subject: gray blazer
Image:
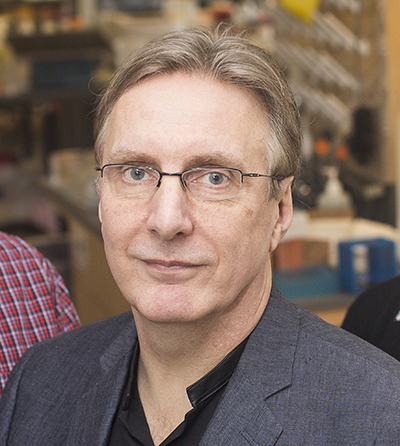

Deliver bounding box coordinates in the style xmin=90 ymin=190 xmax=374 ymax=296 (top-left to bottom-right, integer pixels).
xmin=1 ymin=285 xmax=400 ymax=445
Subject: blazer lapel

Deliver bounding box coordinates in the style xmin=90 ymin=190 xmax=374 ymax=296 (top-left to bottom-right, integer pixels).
xmin=67 ymin=316 xmax=137 ymax=446
xmin=199 ymin=368 xmax=284 ymax=446
xmin=200 ymin=286 xmax=299 ymax=446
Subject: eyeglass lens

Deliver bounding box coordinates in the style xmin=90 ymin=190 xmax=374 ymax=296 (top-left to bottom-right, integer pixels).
xmin=101 ymin=165 xmax=242 ymax=201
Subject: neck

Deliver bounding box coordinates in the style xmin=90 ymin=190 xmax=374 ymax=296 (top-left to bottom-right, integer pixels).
xmin=132 ymin=274 xmax=272 ymax=445
xmin=134 ymin=308 xmax=264 ymax=446
xmin=136 ymin=315 xmax=237 ymax=383
xmin=133 ymin=274 xmax=272 ymax=387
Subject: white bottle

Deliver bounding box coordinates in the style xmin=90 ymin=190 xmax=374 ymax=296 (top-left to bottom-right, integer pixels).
xmin=352 ymin=243 xmax=370 ymax=290
xmin=317 ymin=165 xmax=352 ymax=209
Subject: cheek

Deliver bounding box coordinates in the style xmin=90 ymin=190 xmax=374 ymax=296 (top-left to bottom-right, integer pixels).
xmin=99 ymin=202 xmax=140 ymax=290
xmin=99 ymin=199 xmax=135 ymax=252
xmin=213 ymin=203 xmax=275 ymax=265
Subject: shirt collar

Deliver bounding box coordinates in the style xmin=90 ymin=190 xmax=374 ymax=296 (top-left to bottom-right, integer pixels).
xmin=122 ymin=335 xmax=248 ymax=410
xmin=187 ymin=337 xmax=248 ymax=407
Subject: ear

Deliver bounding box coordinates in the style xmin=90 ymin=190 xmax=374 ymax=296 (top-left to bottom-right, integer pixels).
xmin=269 ymin=176 xmax=294 ymax=253
xmin=98 ymin=198 xmax=103 ymax=224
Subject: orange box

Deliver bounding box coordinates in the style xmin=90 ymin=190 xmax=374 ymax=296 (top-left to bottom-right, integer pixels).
xmin=272 ymin=239 xmax=329 ymax=271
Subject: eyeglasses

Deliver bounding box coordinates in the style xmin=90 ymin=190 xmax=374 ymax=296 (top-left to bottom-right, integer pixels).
xmin=95 ymin=164 xmax=285 ymax=201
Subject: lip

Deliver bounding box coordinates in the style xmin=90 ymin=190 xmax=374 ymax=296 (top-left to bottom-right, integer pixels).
xmin=139 ymin=257 xmax=207 ymax=280
xmin=143 ymin=259 xmax=200 ymax=270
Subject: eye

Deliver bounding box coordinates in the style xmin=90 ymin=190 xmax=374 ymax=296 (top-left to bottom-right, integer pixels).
xmin=201 ymin=170 xmax=230 ymax=186
xmin=207 ymin=171 xmax=226 ymax=185
xmin=123 ymin=167 xmax=151 ymax=182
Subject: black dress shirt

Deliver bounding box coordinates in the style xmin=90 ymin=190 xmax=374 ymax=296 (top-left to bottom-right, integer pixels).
xmin=108 ymin=337 xmax=248 ymax=446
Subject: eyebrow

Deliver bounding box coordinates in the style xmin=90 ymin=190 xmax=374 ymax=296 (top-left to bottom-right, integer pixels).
xmin=104 ymin=148 xmax=246 ymax=171
xmin=184 ymin=153 xmax=244 ymax=170
xmin=104 ymin=147 xmax=159 ymax=167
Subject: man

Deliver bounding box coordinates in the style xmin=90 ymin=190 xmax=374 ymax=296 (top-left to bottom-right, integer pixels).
xmin=0 ymin=231 xmax=80 ymax=396
xmin=1 ymin=27 xmax=400 ymax=445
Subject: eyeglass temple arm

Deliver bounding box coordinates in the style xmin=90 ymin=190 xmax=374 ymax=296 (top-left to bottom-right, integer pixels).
xmin=242 ymin=173 xmax=286 ymax=180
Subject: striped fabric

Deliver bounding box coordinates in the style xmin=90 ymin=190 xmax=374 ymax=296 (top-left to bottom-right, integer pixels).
xmin=0 ymin=231 xmax=80 ymax=395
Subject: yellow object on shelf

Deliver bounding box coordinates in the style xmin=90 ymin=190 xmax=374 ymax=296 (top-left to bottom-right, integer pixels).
xmin=278 ymin=0 xmax=321 ymax=22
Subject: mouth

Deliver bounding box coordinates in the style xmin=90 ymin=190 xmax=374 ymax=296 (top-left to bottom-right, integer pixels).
xmin=143 ymin=259 xmax=200 ymax=270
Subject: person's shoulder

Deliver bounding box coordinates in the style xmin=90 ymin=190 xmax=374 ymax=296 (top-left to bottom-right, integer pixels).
xmin=0 ymin=230 xmax=40 ymax=257
xmin=0 ymin=230 xmax=51 ymax=273
xmin=3 ymin=311 xmax=134 ymax=395
xmin=253 ymin=295 xmax=400 ymax=442
xmin=296 ymin=303 xmax=400 ymax=379
xmin=21 ymin=311 xmax=135 ymax=361
xmin=351 ymin=275 xmax=400 ymax=309
xmin=46 ymin=311 xmax=133 ymax=342
xmin=341 ymin=275 xmax=400 ymax=337
xmin=0 ymin=311 xmax=136 ymax=428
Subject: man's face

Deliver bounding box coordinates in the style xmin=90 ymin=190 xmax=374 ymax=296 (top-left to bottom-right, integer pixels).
xmin=98 ymin=72 xmax=292 ymax=326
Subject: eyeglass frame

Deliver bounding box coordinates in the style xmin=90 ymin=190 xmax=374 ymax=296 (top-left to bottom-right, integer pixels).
xmin=95 ymin=163 xmax=286 ymax=201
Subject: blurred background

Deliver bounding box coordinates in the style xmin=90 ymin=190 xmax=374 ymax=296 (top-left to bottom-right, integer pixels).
xmin=0 ymin=0 xmax=399 ymax=326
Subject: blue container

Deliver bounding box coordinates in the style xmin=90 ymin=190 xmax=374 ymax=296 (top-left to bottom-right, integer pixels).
xmin=338 ymin=238 xmax=397 ymax=294
xmin=273 ymin=265 xmax=339 ymax=300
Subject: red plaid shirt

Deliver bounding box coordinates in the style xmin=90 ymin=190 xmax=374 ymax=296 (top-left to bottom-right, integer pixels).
xmin=0 ymin=231 xmax=80 ymax=395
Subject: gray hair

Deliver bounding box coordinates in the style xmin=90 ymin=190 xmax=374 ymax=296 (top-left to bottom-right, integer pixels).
xmin=94 ymin=26 xmax=302 ymax=199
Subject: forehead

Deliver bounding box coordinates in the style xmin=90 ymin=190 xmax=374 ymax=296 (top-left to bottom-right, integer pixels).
xmin=103 ymin=72 xmax=269 ymax=168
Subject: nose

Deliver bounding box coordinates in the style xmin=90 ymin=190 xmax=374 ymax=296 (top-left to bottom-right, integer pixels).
xmin=145 ymin=175 xmax=194 ymax=241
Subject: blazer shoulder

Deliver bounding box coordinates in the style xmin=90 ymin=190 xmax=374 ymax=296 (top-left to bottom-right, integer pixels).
xmin=0 ymin=312 xmax=135 ymax=445
xmin=295 ymin=303 xmax=400 ymax=380
xmin=42 ymin=311 xmax=134 ymax=347
xmin=8 ymin=311 xmax=135 ymax=378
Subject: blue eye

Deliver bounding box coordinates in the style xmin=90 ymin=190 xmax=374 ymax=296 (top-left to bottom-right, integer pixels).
xmin=206 ymin=171 xmax=226 ymax=185
xmin=185 ymin=168 xmax=234 ymax=188
xmin=124 ymin=167 xmax=149 ymax=181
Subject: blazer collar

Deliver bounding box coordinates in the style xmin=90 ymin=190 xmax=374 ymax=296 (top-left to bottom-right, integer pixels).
xmin=67 ymin=313 xmax=137 ymax=446
xmin=200 ymin=284 xmax=299 ymax=446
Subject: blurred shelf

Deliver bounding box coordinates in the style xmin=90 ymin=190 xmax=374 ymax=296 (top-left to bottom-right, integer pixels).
xmin=8 ymin=29 xmax=112 ymax=57
xmin=0 ymin=1 xmax=62 ymax=8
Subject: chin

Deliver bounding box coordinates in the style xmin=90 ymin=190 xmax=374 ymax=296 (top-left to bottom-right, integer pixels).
xmin=131 ymin=298 xmax=217 ymax=326
xmin=134 ymin=308 xmax=209 ymax=326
